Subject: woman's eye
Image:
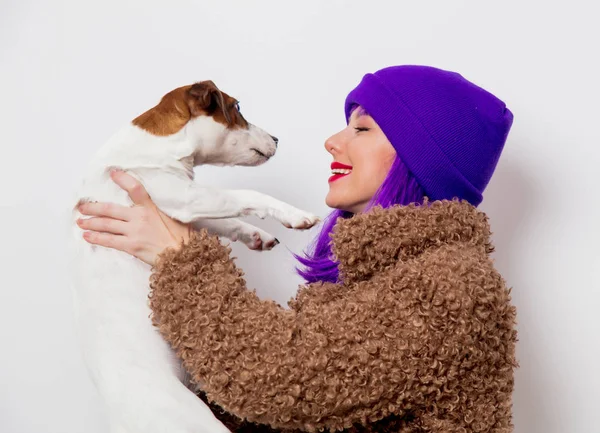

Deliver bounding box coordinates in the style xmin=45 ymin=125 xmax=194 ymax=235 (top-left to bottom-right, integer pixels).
xmin=354 ymin=127 xmax=370 ymax=132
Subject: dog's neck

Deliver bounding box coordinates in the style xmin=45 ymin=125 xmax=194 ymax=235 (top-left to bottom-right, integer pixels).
xmin=89 ymin=122 xmax=202 ymax=179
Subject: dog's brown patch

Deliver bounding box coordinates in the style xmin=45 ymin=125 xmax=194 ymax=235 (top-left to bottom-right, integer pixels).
xmin=187 ymin=81 xmax=249 ymax=130
xmin=132 ymin=81 xmax=248 ymax=136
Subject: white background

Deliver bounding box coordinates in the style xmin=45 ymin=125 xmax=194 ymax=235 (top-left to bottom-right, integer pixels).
xmin=1 ymin=1 xmax=599 ymax=432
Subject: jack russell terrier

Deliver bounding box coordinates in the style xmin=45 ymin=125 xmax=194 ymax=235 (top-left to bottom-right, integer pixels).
xmin=69 ymin=80 xmax=319 ymax=433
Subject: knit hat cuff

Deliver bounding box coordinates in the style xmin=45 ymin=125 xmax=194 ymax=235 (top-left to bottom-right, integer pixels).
xmin=344 ymin=73 xmax=483 ymax=206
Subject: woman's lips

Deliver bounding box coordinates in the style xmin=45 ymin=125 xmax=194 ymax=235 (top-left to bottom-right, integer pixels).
xmin=329 ymin=162 xmax=353 ymax=183
xmin=331 ymin=162 xmax=353 ymax=170
xmin=329 ymin=173 xmax=349 ymax=183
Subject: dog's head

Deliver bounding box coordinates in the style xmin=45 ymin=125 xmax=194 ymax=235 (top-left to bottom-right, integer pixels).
xmin=132 ymin=80 xmax=278 ymax=166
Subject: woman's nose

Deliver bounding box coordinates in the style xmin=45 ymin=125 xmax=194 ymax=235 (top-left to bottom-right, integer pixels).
xmin=325 ymin=132 xmax=342 ymax=155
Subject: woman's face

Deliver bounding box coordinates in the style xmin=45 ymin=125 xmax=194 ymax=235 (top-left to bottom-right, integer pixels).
xmin=325 ymin=107 xmax=396 ymax=213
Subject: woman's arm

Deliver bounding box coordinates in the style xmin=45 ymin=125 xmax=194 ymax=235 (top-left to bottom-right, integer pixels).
xmin=149 ymin=228 xmax=489 ymax=432
xmin=78 ymin=172 xmax=512 ymax=432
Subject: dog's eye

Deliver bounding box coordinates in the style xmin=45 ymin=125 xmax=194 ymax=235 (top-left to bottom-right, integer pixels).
xmin=235 ymin=102 xmax=240 ymax=112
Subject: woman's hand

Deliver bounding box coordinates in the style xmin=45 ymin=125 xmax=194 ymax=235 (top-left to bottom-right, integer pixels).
xmin=77 ymin=170 xmax=192 ymax=266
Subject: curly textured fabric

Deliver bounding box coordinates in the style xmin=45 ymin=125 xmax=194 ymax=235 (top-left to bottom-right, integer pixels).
xmin=149 ymin=199 xmax=518 ymax=433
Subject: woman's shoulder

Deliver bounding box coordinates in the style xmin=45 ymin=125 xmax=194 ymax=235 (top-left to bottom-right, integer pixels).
xmin=292 ymin=198 xmax=512 ymax=320
xmin=330 ymin=198 xmax=496 ymax=283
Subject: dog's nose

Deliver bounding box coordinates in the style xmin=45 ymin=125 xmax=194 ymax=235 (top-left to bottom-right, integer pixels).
xmin=270 ymin=135 xmax=279 ymax=146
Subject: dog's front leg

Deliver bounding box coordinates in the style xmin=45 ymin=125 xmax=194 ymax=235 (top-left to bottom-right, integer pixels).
xmin=139 ymin=172 xmax=320 ymax=229
xmin=176 ymin=188 xmax=319 ymax=229
xmin=193 ymin=219 xmax=279 ymax=251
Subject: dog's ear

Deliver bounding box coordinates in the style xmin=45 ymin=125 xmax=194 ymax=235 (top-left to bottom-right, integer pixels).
xmin=132 ymin=86 xmax=193 ymax=136
xmin=187 ymin=81 xmax=232 ymax=124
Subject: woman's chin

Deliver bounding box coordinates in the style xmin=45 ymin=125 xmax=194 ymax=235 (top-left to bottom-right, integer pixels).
xmin=325 ymin=198 xmax=339 ymax=211
xmin=325 ymin=192 xmax=340 ymax=208
xmin=326 ymin=195 xmax=351 ymax=213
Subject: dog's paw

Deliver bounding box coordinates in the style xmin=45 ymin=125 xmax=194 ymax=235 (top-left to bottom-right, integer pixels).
xmin=276 ymin=209 xmax=320 ymax=230
xmin=238 ymin=228 xmax=280 ymax=251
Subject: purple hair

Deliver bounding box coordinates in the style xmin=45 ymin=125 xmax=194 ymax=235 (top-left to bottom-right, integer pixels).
xmin=295 ymin=155 xmax=425 ymax=284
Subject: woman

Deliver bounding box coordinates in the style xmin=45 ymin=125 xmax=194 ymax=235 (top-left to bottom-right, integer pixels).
xmin=77 ymin=65 xmax=518 ymax=433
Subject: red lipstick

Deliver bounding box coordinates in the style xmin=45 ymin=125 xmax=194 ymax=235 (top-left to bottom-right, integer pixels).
xmin=329 ymin=161 xmax=353 ymax=183
xmin=331 ymin=162 xmax=353 ymax=170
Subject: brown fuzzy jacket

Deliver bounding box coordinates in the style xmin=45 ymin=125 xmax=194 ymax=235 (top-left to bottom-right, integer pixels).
xmin=149 ymin=199 xmax=518 ymax=433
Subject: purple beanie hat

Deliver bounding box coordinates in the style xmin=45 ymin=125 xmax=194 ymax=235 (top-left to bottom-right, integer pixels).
xmin=344 ymin=65 xmax=513 ymax=206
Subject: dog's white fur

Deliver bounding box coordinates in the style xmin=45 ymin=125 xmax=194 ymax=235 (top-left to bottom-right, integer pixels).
xmin=69 ymin=102 xmax=318 ymax=433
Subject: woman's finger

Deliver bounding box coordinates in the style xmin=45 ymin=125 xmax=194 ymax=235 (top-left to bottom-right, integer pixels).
xmin=77 ymin=217 xmax=128 ymax=235
xmin=78 ymin=202 xmax=132 ymax=221
xmin=82 ymin=230 xmax=132 ymax=254
xmin=111 ymin=170 xmax=153 ymax=207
